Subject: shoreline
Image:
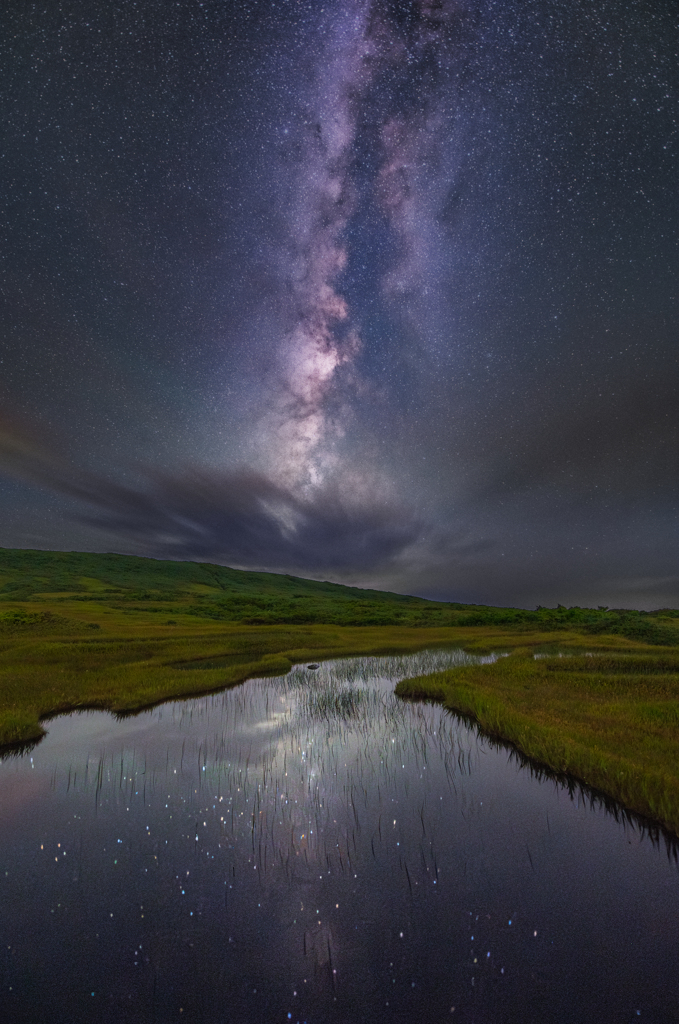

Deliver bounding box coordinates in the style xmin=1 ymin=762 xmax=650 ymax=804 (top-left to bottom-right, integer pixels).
xmin=396 ymin=648 xmax=679 ymax=839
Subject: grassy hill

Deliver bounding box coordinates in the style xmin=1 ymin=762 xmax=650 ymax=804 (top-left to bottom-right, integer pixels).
xmin=0 ymin=546 xmax=438 ymax=628
xmin=0 ymin=547 xmax=677 ymax=642
xmin=0 ymin=546 xmax=421 ymax=602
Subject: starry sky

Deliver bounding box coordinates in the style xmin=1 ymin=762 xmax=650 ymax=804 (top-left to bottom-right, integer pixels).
xmin=0 ymin=0 xmax=677 ymax=608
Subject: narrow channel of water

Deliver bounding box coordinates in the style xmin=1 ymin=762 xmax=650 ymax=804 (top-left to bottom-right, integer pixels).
xmin=1 ymin=649 xmax=678 ymax=1023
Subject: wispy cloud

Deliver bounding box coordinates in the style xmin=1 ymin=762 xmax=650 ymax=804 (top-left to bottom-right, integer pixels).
xmin=0 ymin=411 xmax=422 ymax=573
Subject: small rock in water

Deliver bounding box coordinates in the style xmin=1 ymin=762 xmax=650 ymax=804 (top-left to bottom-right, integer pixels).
xmin=307 ymin=664 xmax=319 ymax=670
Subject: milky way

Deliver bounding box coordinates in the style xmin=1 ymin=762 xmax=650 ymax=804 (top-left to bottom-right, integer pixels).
xmin=0 ymin=0 xmax=677 ymax=607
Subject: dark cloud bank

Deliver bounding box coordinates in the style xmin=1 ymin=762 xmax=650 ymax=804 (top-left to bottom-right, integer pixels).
xmin=0 ymin=412 xmax=423 ymax=574
xmin=1 ymin=398 xmax=676 ymax=610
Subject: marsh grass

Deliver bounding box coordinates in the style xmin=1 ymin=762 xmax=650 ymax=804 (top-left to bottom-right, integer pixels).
xmin=0 ymin=601 xmax=525 ymax=749
xmin=289 ymin=649 xmax=494 ymax=726
xmin=303 ymin=684 xmax=371 ymax=721
xmin=397 ymin=649 xmax=679 ymax=837
xmin=0 ymin=594 xmax=669 ymax=751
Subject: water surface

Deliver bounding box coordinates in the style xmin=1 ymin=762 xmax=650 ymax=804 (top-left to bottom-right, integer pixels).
xmin=1 ymin=649 xmax=678 ymax=1023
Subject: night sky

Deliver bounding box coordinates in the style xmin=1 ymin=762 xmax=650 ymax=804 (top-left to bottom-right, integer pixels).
xmin=1 ymin=0 xmax=677 ymax=608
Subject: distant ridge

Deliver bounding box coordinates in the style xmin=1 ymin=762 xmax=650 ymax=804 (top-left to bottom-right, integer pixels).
xmin=0 ymin=547 xmax=442 ymax=628
xmin=0 ymin=548 xmax=677 ymax=640
xmin=0 ymin=546 xmax=423 ymax=604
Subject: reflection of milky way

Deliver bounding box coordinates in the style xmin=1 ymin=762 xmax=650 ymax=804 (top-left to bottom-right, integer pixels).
xmin=2 ymin=652 xmax=679 ymax=1021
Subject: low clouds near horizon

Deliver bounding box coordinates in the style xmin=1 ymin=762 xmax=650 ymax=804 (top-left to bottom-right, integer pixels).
xmin=0 ymin=406 xmax=676 ymax=611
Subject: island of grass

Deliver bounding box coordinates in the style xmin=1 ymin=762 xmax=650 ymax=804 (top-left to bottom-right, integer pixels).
xmin=1 ymin=546 xmax=679 ymax=836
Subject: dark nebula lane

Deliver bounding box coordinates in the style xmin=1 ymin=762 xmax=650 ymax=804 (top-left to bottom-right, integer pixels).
xmin=0 ymin=0 xmax=677 ymax=607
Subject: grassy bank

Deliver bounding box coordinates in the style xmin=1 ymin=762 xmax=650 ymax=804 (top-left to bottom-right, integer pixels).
xmin=1 ymin=597 xmax=558 ymax=748
xmin=397 ymin=649 xmax=679 ymax=838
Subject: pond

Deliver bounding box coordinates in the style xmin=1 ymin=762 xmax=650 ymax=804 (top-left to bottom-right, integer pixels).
xmin=1 ymin=648 xmax=678 ymax=1023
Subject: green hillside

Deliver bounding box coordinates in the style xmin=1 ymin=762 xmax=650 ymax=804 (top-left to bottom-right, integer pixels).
xmin=0 ymin=547 xmax=677 ymax=640
xmin=0 ymin=546 xmax=422 ymax=603
xmin=0 ymin=547 xmax=437 ymax=628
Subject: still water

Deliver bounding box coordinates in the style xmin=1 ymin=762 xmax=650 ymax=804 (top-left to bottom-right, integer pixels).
xmin=1 ymin=649 xmax=679 ymax=1023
